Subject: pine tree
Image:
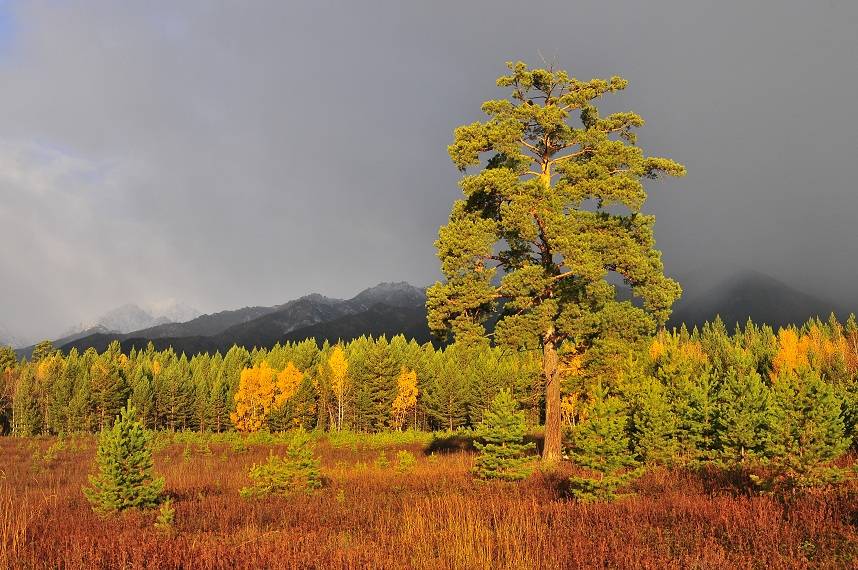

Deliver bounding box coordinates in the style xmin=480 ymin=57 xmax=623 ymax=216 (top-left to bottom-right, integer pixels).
xmin=423 ymin=350 xmax=469 ymax=430
xmin=427 ymin=61 xmax=684 ymax=461
xmin=83 ymin=405 xmax=164 ymax=513
xmin=30 ymin=340 xmax=57 ymax=363
xmin=628 ymin=376 xmax=677 ymax=465
xmin=473 ymin=389 xmax=536 ymax=481
xmin=239 ymin=429 xmax=322 ymax=497
xmin=0 ymin=346 xmax=16 ymax=373
xmin=760 ymin=369 xmax=851 ymax=491
xmin=568 ymin=383 xmax=643 ymax=501
xmin=12 ymin=368 xmax=42 ymax=436
xmin=713 ymin=367 xmax=778 ymax=465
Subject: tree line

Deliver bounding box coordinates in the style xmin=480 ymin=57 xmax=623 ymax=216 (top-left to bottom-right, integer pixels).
xmin=2 ymin=315 xmax=857 ymax=473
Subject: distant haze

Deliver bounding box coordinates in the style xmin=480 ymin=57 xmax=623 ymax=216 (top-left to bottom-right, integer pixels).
xmin=1 ymin=1 xmax=857 ymax=341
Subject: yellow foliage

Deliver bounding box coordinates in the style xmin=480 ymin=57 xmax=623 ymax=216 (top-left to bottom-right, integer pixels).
xmin=649 ymin=339 xmax=664 ymax=362
xmin=391 ymin=367 xmax=418 ymax=430
xmin=771 ymin=328 xmax=811 ymax=380
xmin=232 ymin=361 xmax=306 ymax=432
xmin=231 ymin=362 xmax=277 ymax=432
xmin=36 ymin=354 xmax=64 ymax=382
xmin=275 ymin=362 xmax=304 ymax=408
xmin=560 ymin=392 xmax=587 ymax=429
xmin=328 ymin=346 xmax=350 ymax=431
xmin=770 ymin=324 xmax=852 ymax=382
xmin=329 ymin=346 xmax=349 ymax=400
xmin=151 ymin=361 xmax=162 ymax=376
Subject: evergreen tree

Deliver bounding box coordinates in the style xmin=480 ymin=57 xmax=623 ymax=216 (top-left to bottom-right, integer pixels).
xmin=427 ymin=61 xmax=684 ymax=461
xmin=30 ymin=340 xmax=57 ymax=363
xmin=713 ymin=368 xmax=777 ymax=465
xmin=240 ymin=430 xmax=322 ymax=497
xmin=83 ymin=405 xmax=165 ymax=513
xmin=473 ymin=389 xmax=536 ymax=481
xmin=568 ymin=383 xmax=643 ymax=501
xmin=0 ymin=346 xmax=16 ymax=373
xmin=12 ymin=368 xmax=42 ymax=436
xmin=628 ymin=376 xmax=677 ymax=465
xmin=423 ymin=350 xmax=469 ymax=430
xmin=761 ymin=369 xmax=851 ymax=491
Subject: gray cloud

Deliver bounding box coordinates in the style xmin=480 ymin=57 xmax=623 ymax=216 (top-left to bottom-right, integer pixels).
xmin=1 ymin=0 xmax=857 ymax=341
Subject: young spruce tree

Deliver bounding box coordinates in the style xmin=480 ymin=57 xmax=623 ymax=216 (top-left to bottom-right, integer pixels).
xmin=83 ymin=404 xmax=164 ymax=513
xmin=473 ymin=389 xmax=536 ymax=481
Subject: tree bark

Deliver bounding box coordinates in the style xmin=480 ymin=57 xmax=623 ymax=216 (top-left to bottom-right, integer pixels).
xmin=542 ymin=335 xmax=562 ymax=463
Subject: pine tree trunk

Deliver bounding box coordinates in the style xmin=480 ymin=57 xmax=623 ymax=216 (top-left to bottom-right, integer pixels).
xmin=542 ymin=336 xmax=561 ymax=463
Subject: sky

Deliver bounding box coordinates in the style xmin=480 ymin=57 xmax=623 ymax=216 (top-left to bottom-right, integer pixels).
xmin=0 ymin=0 xmax=857 ymax=342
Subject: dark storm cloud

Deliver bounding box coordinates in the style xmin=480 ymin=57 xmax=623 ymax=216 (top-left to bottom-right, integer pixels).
xmin=0 ymin=0 xmax=856 ymax=340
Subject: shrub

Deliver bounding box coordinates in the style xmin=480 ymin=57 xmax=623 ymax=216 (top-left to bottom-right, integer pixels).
xmin=240 ymin=430 xmax=321 ymax=498
xmin=154 ymin=498 xmax=175 ymax=533
xmin=374 ymin=451 xmax=390 ymax=469
xmin=472 ymin=390 xmax=535 ymax=481
xmin=396 ymin=450 xmax=416 ymax=473
xmin=83 ymin=405 xmax=165 ymax=513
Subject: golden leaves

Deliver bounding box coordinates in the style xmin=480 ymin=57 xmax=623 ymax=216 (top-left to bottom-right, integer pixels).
xmin=391 ymin=367 xmax=418 ymax=431
xmin=231 ymin=361 xmax=304 ymax=433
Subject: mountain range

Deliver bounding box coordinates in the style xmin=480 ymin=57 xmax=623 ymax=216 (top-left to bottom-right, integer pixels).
xmin=39 ymin=282 xmax=431 ymax=357
xmin=10 ymin=271 xmax=855 ymax=357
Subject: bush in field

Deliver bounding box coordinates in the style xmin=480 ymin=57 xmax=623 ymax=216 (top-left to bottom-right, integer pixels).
xmin=473 ymin=390 xmax=535 ymax=481
xmin=396 ymin=450 xmax=416 ymax=473
xmin=374 ymin=450 xmax=390 ymax=469
xmin=83 ymin=405 xmax=165 ymax=513
xmin=154 ymin=498 xmax=176 ymax=533
xmin=240 ymin=430 xmax=321 ymax=498
xmin=568 ymin=384 xmax=643 ymax=502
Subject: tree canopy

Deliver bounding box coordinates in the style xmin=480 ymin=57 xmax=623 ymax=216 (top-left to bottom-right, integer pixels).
xmin=427 ymin=61 xmax=685 ymax=460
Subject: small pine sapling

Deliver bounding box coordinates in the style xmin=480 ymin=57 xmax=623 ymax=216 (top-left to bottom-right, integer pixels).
xmin=374 ymin=451 xmax=390 ymax=469
xmin=473 ymin=389 xmax=536 ymax=481
xmin=154 ymin=498 xmax=176 ymax=533
xmin=83 ymin=404 xmax=165 ymax=513
xmin=239 ymin=430 xmax=322 ymax=498
xmin=396 ymin=450 xmax=417 ymax=473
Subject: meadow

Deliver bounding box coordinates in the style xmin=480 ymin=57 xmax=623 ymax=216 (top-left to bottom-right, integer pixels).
xmin=1 ymin=432 xmax=855 ymax=570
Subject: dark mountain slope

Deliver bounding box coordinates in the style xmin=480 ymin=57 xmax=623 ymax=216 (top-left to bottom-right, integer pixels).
xmin=58 ymin=283 xmax=429 ymax=355
xmin=669 ymin=270 xmax=848 ymax=329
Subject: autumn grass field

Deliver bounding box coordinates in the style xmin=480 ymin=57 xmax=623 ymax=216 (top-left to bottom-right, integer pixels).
xmin=1 ymin=433 xmax=856 ymax=570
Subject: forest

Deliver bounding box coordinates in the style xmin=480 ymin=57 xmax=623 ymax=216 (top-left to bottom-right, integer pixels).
xmin=3 ymin=313 xmax=857 ymax=483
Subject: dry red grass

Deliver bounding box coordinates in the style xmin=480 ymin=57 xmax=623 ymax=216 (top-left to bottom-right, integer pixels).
xmin=1 ymin=436 xmax=856 ymax=569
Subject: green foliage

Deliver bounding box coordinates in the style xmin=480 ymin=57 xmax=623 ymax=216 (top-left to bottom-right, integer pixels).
xmin=568 ymin=384 xmax=643 ymax=501
xmin=154 ymin=498 xmax=176 ymax=533
xmin=31 ymin=340 xmax=57 ymax=363
xmin=374 ymin=450 xmax=390 ymax=469
xmin=239 ymin=430 xmax=322 ymax=498
xmin=754 ymin=369 xmax=851 ymax=492
xmin=473 ymin=390 xmax=535 ymax=481
xmin=426 ymin=61 xmax=684 ymax=461
xmin=83 ymin=405 xmax=165 ymax=513
xmin=627 ymin=375 xmax=678 ymax=465
xmin=396 ymin=450 xmax=417 ymax=473
xmin=713 ymin=368 xmax=778 ymax=465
